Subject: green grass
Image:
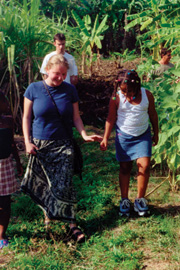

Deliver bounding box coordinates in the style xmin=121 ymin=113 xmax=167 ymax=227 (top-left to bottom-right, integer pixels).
xmin=1 ymin=127 xmax=180 ymax=270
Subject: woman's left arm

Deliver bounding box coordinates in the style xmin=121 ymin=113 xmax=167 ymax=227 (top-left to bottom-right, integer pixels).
xmin=146 ymin=90 xmax=159 ymax=146
xmin=73 ymin=102 xmax=102 ymax=142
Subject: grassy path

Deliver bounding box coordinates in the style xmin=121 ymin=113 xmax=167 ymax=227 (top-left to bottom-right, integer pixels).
xmin=1 ymin=127 xmax=180 ymax=270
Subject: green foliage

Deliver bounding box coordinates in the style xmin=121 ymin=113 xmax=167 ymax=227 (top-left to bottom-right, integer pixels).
xmin=112 ymin=49 xmax=138 ymax=68
xmin=138 ymin=62 xmax=180 ymax=191
xmin=72 ymin=11 xmax=109 ymax=51
xmin=125 ymin=0 xmax=180 ymax=60
xmin=71 ymin=10 xmax=109 ymax=75
xmin=12 ymin=194 xmax=42 ymax=221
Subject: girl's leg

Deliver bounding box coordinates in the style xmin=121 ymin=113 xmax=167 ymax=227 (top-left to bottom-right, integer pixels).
xmin=136 ymin=157 xmax=151 ymax=198
xmin=119 ymin=161 xmax=133 ymax=216
xmin=119 ymin=161 xmax=133 ymax=198
xmin=0 ymin=195 xmax=11 ymax=240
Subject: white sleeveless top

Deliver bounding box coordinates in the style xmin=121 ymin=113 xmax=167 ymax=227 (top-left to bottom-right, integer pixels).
xmin=116 ymin=87 xmax=149 ymax=136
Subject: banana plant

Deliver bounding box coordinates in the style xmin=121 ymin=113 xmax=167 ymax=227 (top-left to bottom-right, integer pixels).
xmin=125 ymin=0 xmax=180 ymax=60
xmin=72 ymin=10 xmax=109 ymax=75
xmin=142 ymin=67 xmax=180 ymax=191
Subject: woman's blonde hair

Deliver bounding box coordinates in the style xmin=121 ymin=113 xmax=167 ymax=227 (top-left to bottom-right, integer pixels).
xmin=45 ymin=54 xmax=69 ymax=71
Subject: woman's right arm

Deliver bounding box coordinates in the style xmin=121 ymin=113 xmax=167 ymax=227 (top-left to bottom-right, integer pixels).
xmin=22 ymin=97 xmax=38 ymax=155
xmin=100 ymin=95 xmax=118 ymax=151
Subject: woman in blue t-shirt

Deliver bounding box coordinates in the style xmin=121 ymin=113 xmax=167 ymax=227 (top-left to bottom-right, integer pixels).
xmin=22 ymin=54 xmax=102 ymax=243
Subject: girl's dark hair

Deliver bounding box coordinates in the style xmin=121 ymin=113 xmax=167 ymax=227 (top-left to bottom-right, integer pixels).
xmin=112 ymin=69 xmax=141 ymax=98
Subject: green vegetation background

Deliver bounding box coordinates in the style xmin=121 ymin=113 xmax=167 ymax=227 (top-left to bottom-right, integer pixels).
xmin=0 ymin=0 xmax=180 ymax=269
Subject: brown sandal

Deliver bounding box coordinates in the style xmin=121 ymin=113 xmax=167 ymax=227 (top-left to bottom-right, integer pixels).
xmin=69 ymin=227 xmax=85 ymax=243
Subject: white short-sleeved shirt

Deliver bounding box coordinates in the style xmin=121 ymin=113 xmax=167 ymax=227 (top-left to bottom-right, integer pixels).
xmin=40 ymin=51 xmax=78 ymax=84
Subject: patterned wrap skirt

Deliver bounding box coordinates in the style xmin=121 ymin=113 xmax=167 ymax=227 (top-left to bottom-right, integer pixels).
xmin=0 ymin=155 xmax=18 ymax=196
xmin=115 ymin=126 xmax=152 ymax=162
xmin=21 ymin=138 xmax=77 ymax=223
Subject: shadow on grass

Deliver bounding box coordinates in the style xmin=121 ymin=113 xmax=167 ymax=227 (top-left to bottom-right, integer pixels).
xmin=77 ymin=205 xmax=129 ymax=239
xmin=150 ymin=204 xmax=180 ymax=217
xmin=9 ymin=203 xmax=180 ymax=245
xmin=77 ymin=202 xmax=180 ymax=240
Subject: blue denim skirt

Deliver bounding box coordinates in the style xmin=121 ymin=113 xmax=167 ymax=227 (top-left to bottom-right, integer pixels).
xmin=115 ymin=126 xmax=152 ymax=162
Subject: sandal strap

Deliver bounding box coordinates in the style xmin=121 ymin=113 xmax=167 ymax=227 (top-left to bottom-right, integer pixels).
xmin=70 ymin=226 xmax=81 ymax=233
xmin=70 ymin=227 xmax=85 ymax=241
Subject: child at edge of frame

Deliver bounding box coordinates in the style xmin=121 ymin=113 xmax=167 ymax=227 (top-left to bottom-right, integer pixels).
xmin=0 ymin=91 xmax=23 ymax=249
xmin=100 ymin=69 xmax=159 ymax=217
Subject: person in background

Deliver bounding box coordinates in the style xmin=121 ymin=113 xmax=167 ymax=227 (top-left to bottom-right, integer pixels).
xmin=147 ymin=48 xmax=174 ymax=81
xmin=157 ymin=48 xmax=174 ymax=73
xmin=100 ymin=69 xmax=159 ymax=217
xmin=40 ymin=33 xmax=78 ymax=86
xmin=0 ymin=91 xmax=23 ymax=249
xmin=22 ymin=54 xmax=102 ymax=243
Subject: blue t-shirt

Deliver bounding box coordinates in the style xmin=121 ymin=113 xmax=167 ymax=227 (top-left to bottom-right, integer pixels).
xmin=24 ymin=81 xmax=79 ymax=140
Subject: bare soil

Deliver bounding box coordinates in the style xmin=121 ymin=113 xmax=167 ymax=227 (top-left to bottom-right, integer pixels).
xmin=76 ymin=58 xmax=140 ymax=126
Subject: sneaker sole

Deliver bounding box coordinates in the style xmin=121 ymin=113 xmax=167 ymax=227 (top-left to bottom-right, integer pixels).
xmin=134 ymin=208 xmax=150 ymax=216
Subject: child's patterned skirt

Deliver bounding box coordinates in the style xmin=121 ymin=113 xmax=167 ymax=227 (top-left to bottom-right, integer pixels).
xmin=0 ymin=155 xmax=17 ymax=195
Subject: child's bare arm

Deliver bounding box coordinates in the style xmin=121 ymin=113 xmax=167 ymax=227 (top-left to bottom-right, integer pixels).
xmin=146 ymin=90 xmax=159 ymax=146
xmin=100 ymin=95 xmax=119 ymax=151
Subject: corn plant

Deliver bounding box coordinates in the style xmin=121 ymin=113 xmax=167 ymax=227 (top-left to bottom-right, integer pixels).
xmin=0 ymin=0 xmax=75 ymax=131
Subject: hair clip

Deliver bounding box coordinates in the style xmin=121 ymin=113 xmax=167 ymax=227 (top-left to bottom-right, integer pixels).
xmin=112 ymin=97 xmax=116 ymax=100
xmin=131 ymin=80 xmax=134 ymax=82
xmin=124 ymin=80 xmax=127 ymax=83
xmin=131 ymin=69 xmax=134 ymax=71
xmin=127 ymin=72 xmax=131 ymax=75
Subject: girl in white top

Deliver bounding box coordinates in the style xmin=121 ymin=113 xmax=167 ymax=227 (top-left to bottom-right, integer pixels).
xmin=100 ymin=69 xmax=159 ymax=217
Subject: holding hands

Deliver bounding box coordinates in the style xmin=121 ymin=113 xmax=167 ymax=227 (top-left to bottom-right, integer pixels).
xmin=100 ymin=138 xmax=108 ymax=151
xmin=82 ymin=134 xmax=103 ymax=143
